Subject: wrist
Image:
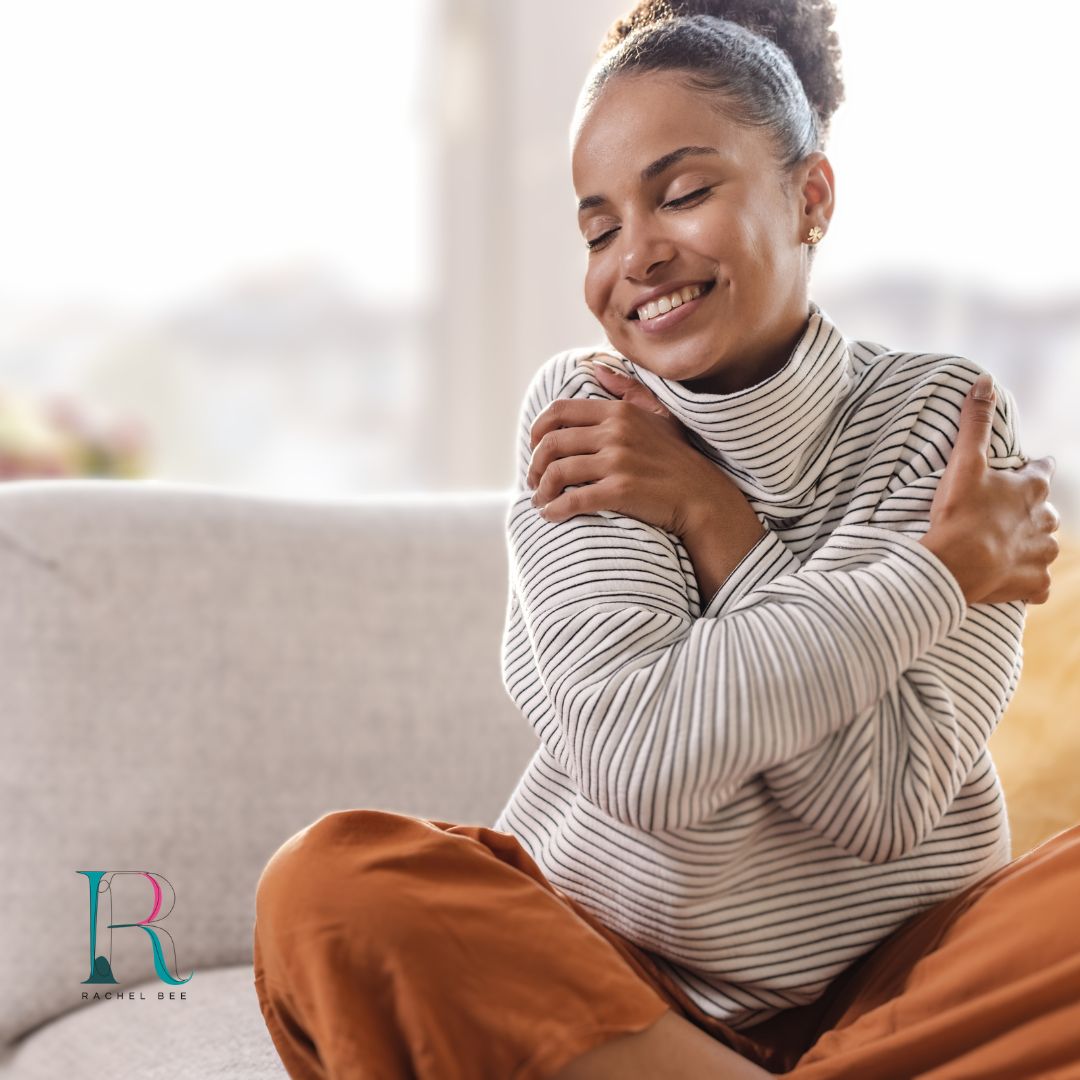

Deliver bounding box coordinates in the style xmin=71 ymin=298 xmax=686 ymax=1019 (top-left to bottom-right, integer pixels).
xmin=682 ymin=494 xmax=765 ymax=547
xmin=919 ymin=527 xmax=972 ymax=604
xmin=680 ymin=494 xmax=767 ymax=606
xmin=681 ymin=494 xmax=720 ymax=543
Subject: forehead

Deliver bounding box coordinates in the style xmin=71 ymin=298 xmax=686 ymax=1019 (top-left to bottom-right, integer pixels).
xmin=571 ymin=71 xmax=763 ymax=189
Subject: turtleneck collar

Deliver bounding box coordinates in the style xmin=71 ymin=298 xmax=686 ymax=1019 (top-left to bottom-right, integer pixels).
xmin=594 ymin=300 xmax=855 ymax=521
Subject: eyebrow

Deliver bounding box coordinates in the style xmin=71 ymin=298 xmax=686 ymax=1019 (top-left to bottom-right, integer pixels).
xmin=577 ymin=145 xmax=721 ymax=213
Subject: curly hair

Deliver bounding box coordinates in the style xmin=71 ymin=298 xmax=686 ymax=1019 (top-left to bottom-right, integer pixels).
xmin=594 ymin=0 xmax=844 ymax=141
xmin=579 ymin=0 xmax=845 ymax=265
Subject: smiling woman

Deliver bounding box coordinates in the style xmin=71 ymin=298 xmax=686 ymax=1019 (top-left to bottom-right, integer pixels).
xmin=578 ymin=93 xmax=820 ymax=395
xmin=250 ymin=2 xmax=1075 ymax=1078
xmin=498 ymin=0 xmax=1069 ymax=1074
xmin=571 ymin=1 xmax=840 ymax=396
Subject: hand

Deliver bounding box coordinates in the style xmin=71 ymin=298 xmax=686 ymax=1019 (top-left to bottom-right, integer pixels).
xmin=526 ymin=356 xmax=749 ymax=537
xmin=919 ymin=374 xmax=1060 ymax=605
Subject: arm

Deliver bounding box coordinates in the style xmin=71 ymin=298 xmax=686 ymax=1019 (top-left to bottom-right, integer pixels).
xmin=503 ymin=352 xmax=999 ymax=842
xmin=759 ymin=365 xmax=1027 ymax=862
xmin=500 ymin=354 xmax=806 ymax=795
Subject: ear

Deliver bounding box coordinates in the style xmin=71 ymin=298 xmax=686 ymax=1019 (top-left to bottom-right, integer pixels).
xmin=796 ymin=151 xmax=835 ymax=235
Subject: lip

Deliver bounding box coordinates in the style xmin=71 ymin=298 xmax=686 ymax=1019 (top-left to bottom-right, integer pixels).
xmin=627 ymin=279 xmax=714 ymax=317
xmin=632 ymin=280 xmax=716 ymax=336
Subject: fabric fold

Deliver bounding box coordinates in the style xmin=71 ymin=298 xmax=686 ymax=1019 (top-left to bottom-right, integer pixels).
xmin=594 ymin=301 xmax=855 ymax=520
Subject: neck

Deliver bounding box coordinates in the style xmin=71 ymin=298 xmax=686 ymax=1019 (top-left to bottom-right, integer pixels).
xmin=680 ymin=300 xmax=813 ymax=396
xmin=612 ymin=300 xmax=855 ymax=518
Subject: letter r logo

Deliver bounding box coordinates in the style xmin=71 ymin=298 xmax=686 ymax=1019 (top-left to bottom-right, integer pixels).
xmin=77 ymin=870 xmax=195 ymax=986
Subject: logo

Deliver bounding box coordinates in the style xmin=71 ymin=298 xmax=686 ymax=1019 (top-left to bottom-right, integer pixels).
xmin=77 ymin=870 xmax=195 ymax=987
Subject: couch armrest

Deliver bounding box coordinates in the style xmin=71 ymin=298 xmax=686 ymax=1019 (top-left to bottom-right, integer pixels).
xmin=0 ymin=479 xmax=534 ymax=1046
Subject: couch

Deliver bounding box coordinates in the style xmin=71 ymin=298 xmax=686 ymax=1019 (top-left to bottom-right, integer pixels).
xmin=1 ymin=479 xmax=1077 ymax=1078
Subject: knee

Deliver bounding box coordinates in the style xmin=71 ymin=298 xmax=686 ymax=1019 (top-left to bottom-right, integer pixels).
xmin=253 ymin=809 xmax=453 ymax=988
xmin=254 ymin=809 xmax=431 ymax=934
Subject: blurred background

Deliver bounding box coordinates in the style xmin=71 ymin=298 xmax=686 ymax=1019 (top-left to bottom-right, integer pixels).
xmin=1 ymin=0 xmax=1076 ymax=528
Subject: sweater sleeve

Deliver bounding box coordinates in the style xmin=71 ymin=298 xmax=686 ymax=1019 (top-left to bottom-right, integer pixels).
xmin=758 ymin=364 xmax=1027 ymax=863
xmin=502 ymin=351 xmax=994 ymax=839
xmin=697 ymin=525 xmax=803 ymax=616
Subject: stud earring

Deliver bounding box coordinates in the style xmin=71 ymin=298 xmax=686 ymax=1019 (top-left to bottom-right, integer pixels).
xmin=806 ymin=226 xmax=824 ymax=244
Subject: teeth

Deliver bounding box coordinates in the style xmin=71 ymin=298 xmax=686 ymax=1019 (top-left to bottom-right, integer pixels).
xmin=637 ymin=283 xmax=708 ymax=321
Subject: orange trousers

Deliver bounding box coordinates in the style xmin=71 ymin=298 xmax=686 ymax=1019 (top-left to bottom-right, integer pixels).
xmin=252 ymin=810 xmax=1080 ymax=1079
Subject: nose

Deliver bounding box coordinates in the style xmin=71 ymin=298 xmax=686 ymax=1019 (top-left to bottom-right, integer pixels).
xmin=619 ymin=212 xmax=676 ymax=280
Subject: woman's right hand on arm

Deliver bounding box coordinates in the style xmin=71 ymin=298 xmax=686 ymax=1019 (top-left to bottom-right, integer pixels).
xmin=919 ymin=374 xmax=1060 ymax=606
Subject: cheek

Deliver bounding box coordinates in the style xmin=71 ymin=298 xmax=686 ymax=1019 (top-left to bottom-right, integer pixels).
xmin=582 ymin=267 xmax=607 ymax=317
xmin=709 ymin=208 xmax=746 ymax=252
xmin=738 ymin=196 xmax=787 ymax=265
xmin=676 ymin=208 xmax=744 ymax=274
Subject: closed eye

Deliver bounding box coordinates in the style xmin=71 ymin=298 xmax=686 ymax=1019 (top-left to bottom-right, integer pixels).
xmin=665 ymin=186 xmax=714 ymax=208
xmin=586 ymin=229 xmax=617 ymax=252
xmin=585 ymin=186 xmax=715 ymax=252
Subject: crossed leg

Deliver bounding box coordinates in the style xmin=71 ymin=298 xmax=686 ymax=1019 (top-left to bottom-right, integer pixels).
xmin=252 ymin=809 xmax=773 ymax=1079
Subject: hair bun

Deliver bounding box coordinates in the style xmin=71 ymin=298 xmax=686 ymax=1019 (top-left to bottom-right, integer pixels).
xmin=598 ymin=0 xmax=845 ymax=136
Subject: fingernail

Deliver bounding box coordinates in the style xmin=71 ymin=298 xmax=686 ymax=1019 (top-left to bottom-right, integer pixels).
xmin=972 ymin=373 xmax=995 ymax=401
xmin=594 ymin=359 xmax=630 ymax=378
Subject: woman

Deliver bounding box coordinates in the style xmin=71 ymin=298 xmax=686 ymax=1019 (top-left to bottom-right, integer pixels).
xmin=253 ymin=2 xmax=1072 ymax=1077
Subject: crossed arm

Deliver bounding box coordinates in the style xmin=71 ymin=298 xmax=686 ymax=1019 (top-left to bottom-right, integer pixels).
xmin=502 ymin=351 xmax=1025 ymax=861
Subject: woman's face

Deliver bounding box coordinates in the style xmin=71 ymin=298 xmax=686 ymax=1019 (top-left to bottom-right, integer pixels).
xmin=571 ymin=70 xmax=833 ymax=394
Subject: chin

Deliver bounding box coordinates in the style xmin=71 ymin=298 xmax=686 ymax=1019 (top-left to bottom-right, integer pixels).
xmin=602 ymin=325 xmax=636 ymax=359
xmin=646 ymin=337 xmax=719 ymax=376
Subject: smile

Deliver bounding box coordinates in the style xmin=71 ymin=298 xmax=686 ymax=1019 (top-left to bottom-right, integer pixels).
xmin=630 ymin=280 xmax=716 ymax=335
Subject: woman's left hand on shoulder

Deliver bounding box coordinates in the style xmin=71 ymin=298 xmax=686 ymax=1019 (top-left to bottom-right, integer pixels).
xmin=526 ymin=358 xmax=735 ymax=537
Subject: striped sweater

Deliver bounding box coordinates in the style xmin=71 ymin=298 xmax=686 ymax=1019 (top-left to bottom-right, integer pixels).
xmin=493 ymin=299 xmax=1027 ymax=1030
